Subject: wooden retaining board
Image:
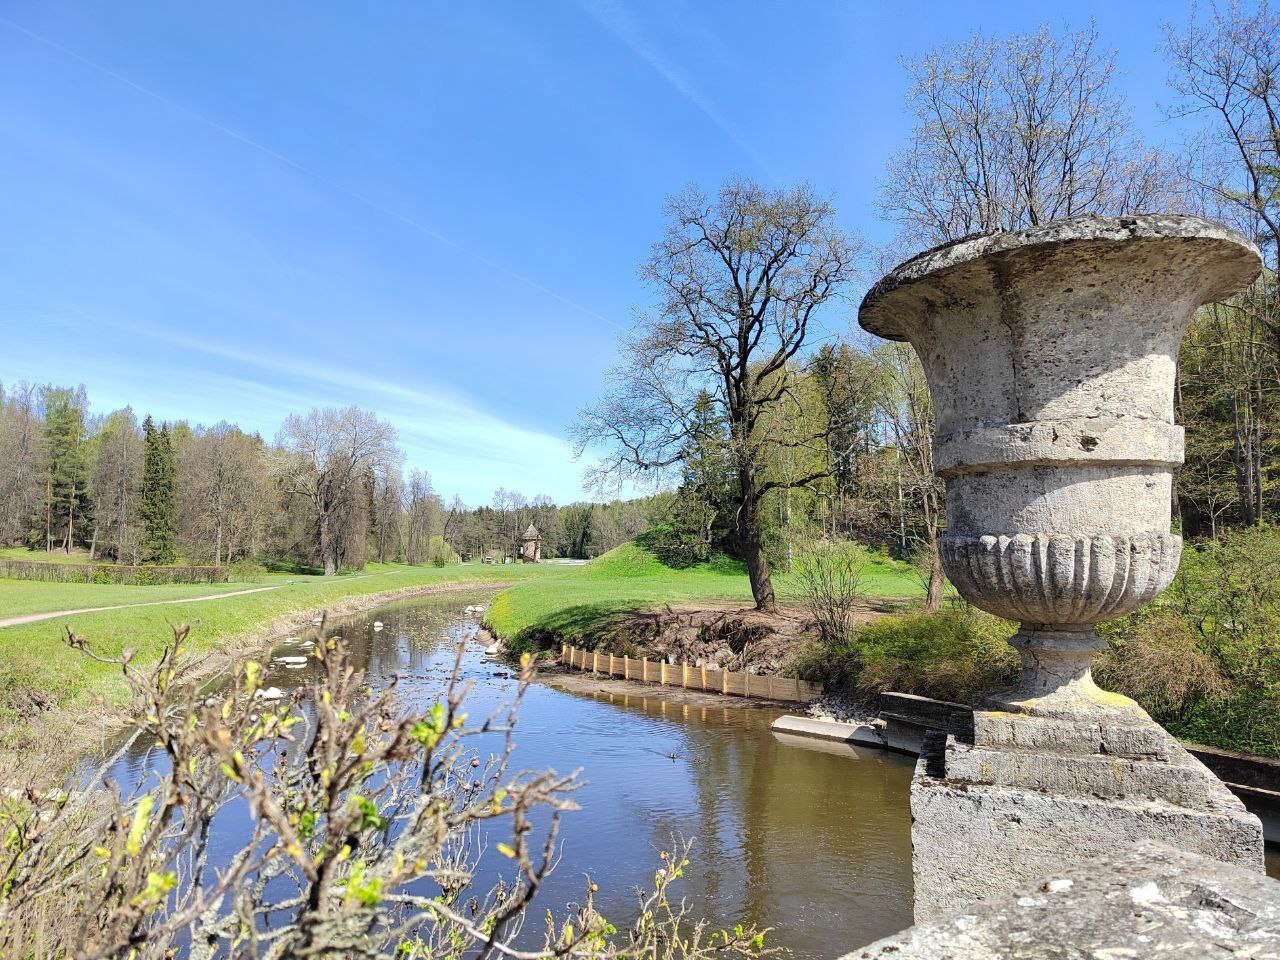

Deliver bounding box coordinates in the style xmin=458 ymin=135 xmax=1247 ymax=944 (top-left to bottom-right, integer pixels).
xmin=559 ymin=645 xmax=821 ymax=703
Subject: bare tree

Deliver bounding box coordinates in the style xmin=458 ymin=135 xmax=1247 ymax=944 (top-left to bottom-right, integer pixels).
xmin=870 ymin=342 xmax=946 ymax=610
xmin=178 ymin=423 xmax=276 ymax=565
xmin=90 ymin=408 xmax=144 ymax=563
xmin=277 ymin=407 xmax=398 ymax=575
xmin=574 ymin=181 xmax=858 ymax=610
xmin=1165 ymin=1 xmax=1280 ymax=525
xmin=881 ymin=23 xmax=1173 ymax=250
xmin=371 ymin=464 xmax=405 ymax=563
xmin=0 ymin=383 xmax=43 ymax=547
xmin=444 ymin=494 xmax=468 ymax=558
xmin=404 ymin=469 xmax=442 ymax=564
xmin=1166 ymin=0 xmax=1280 ymax=275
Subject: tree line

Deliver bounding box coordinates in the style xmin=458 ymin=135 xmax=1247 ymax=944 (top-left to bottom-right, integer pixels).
xmin=0 ymin=389 xmax=650 ymax=575
xmin=577 ymin=4 xmax=1280 ymax=612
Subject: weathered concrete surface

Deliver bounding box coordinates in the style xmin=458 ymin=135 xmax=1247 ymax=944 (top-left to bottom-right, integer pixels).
xmin=770 ymin=715 xmax=886 ymax=749
xmin=845 ymin=842 xmax=1280 ymax=959
xmin=911 ymin=760 xmax=1264 ymax=917
xmin=912 ymin=718 xmax=1266 ymax=919
xmin=857 ymin=215 xmax=1268 ymax=918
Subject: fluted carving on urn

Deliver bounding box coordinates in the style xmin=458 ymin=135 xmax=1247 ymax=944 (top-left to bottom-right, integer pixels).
xmin=940 ymin=533 xmax=1181 ymax=627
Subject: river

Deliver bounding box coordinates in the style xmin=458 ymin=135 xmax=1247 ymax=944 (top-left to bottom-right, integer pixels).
xmin=93 ymin=593 xmax=916 ymax=957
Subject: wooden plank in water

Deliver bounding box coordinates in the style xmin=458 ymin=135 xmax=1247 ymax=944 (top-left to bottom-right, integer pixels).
xmin=560 ymin=644 xmax=820 ymax=702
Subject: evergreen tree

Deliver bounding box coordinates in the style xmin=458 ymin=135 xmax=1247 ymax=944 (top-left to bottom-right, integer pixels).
xmin=37 ymin=386 xmax=89 ymax=553
xmin=139 ymin=416 xmax=178 ymax=563
xmin=647 ymin=392 xmax=737 ymax=567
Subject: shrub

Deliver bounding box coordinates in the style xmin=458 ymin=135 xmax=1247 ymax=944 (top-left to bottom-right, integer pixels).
xmin=228 ymin=558 xmax=268 ymax=582
xmin=793 ymin=604 xmax=1017 ymax=705
xmin=1096 ymin=608 xmax=1230 ymax=724
xmin=794 ymin=540 xmax=869 ymax=646
xmin=425 ymin=534 xmax=459 ymax=566
xmin=1099 ymin=525 xmax=1280 ymax=756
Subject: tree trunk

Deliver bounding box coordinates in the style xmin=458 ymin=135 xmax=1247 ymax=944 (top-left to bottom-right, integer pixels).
xmin=737 ymin=466 xmax=776 ymax=612
xmin=926 ymin=554 xmax=945 ymax=611
xmin=65 ymin=487 xmax=74 ymax=553
xmin=319 ymin=514 xmax=338 ymax=576
xmin=923 ymin=502 xmax=945 ymax=612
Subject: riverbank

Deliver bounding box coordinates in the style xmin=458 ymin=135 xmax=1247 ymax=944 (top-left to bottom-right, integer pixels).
xmin=0 ymin=562 xmax=559 ymax=779
xmin=485 ymin=543 xmax=920 ymax=661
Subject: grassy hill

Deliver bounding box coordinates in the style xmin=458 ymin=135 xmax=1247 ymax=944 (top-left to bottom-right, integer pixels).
xmin=485 ymin=542 xmax=922 ymax=645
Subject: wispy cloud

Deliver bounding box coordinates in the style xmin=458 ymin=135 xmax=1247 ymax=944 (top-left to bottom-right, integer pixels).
xmin=577 ymin=0 xmax=776 ymax=180
xmin=149 ymin=328 xmax=587 ymax=497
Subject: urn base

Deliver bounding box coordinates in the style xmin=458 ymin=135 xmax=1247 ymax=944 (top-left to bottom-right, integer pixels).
xmin=910 ymin=705 xmax=1265 ymax=920
xmin=982 ymin=628 xmax=1147 ymax=721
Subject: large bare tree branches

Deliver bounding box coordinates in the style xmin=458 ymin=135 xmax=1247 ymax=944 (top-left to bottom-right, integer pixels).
xmin=1165 ymin=0 xmax=1280 ymax=273
xmin=574 ymin=180 xmax=859 ymax=609
xmin=277 ymin=406 xmax=400 ymax=576
xmin=881 ymin=24 xmax=1175 ymax=250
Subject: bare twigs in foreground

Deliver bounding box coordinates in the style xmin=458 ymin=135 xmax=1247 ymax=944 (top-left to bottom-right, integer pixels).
xmin=0 ymin=618 xmax=774 ymax=960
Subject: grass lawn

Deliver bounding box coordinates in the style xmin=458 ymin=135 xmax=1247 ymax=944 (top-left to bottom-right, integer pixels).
xmin=0 ymin=577 xmax=279 ymax=618
xmin=486 ymin=543 xmax=923 ymax=644
xmin=0 ymin=545 xmax=101 ymax=565
xmin=0 ymin=561 xmax=559 ymax=745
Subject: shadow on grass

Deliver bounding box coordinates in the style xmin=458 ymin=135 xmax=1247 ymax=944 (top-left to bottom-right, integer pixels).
xmin=515 ymin=602 xmax=649 ymax=651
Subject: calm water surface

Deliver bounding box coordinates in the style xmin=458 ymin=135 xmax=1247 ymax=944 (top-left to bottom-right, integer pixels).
xmin=98 ymin=594 xmax=915 ymax=957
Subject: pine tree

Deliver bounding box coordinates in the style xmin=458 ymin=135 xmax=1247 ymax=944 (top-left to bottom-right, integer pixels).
xmin=37 ymin=386 xmax=89 ymax=553
xmin=139 ymin=416 xmax=177 ymax=564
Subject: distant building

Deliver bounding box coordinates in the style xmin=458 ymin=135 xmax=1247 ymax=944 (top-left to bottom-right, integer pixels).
xmin=520 ymin=523 xmax=542 ymax=563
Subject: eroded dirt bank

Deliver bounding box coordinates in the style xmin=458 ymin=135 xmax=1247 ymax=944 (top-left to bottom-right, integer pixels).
xmin=519 ymin=600 xmax=885 ymax=675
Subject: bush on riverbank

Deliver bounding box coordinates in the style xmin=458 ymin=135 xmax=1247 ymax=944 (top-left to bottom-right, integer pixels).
xmin=1098 ymin=527 xmax=1280 ymax=758
xmin=791 ymin=605 xmax=1018 ymax=706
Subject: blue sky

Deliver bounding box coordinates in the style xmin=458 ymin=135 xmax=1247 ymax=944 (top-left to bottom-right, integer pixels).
xmin=0 ymin=1 xmax=1189 ymax=505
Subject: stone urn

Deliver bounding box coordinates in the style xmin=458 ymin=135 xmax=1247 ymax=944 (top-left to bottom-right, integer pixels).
xmin=859 ymin=215 xmax=1262 ymax=718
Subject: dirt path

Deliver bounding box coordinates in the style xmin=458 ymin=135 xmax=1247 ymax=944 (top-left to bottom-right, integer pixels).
xmin=0 ymin=585 xmax=284 ymax=629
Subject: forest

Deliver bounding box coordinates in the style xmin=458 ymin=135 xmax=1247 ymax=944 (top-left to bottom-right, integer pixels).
xmin=0 ymin=389 xmax=652 ymax=574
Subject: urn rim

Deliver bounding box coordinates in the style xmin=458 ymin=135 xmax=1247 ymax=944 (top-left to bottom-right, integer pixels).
xmin=858 ymin=214 xmax=1262 ymax=342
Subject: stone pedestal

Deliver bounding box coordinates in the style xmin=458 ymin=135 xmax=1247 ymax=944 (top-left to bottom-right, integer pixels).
xmin=857 ymin=215 xmax=1268 ymax=919
xmin=847 ymin=841 xmax=1280 ymax=958
xmin=910 ymin=710 xmax=1264 ymax=918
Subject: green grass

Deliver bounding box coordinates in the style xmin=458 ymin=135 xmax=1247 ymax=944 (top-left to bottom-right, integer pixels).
xmin=0 ymin=561 xmax=560 ymax=742
xmin=486 ymin=542 xmax=922 ymax=645
xmin=0 ymin=577 xmax=278 ymax=617
xmin=0 ymin=545 xmax=99 ymax=565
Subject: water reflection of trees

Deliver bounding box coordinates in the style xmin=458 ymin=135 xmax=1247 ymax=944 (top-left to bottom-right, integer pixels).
xmin=576 ymin=689 xmax=916 ymax=950
xmin=79 ymin=599 xmax=915 ymax=959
